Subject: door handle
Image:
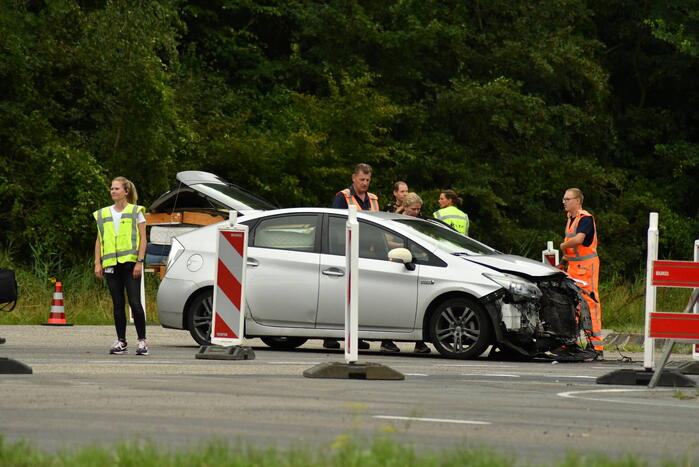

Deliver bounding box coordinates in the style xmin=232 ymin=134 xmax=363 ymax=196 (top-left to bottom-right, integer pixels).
xmin=322 ymin=268 xmax=344 ymax=277
xmin=247 ymin=258 xmax=259 ymax=267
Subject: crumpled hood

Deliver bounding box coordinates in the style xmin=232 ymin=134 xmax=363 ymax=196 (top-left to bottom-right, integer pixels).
xmin=463 ymin=254 xmax=560 ymax=279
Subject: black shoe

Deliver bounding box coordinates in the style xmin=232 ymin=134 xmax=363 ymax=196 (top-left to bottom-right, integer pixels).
xmin=380 ymin=340 xmax=400 ymax=353
xmin=594 ymin=350 xmax=604 ymax=361
xmin=414 ymin=341 xmax=430 ymax=354
xmin=545 ymin=345 xmax=596 ymax=362
xmin=323 ymin=339 xmax=340 ymax=349
xmin=358 ymin=340 xmax=370 ymax=350
xmin=0 ymin=337 xmax=5 ymax=345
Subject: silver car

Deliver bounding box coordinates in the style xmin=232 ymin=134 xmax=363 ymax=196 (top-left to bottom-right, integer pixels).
xmin=156 ymin=202 xmax=583 ymax=359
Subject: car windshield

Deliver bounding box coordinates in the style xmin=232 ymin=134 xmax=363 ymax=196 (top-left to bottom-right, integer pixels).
xmin=192 ymin=183 xmax=276 ymax=211
xmin=392 ymin=218 xmax=498 ymax=255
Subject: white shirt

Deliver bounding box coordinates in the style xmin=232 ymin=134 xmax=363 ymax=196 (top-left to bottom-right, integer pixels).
xmin=110 ymin=205 xmax=146 ymax=235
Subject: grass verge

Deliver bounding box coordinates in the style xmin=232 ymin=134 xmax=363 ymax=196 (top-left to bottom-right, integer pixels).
xmin=0 ymin=435 xmax=692 ymax=467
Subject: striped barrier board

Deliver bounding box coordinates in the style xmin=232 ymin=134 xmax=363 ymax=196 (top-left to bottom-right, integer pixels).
xmin=649 ymin=312 xmax=699 ymax=341
xmin=652 ymin=260 xmax=699 ymax=288
xmin=211 ymin=225 xmax=248 ymax=346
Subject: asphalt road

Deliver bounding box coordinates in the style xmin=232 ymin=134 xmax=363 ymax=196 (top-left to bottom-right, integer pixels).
xmin=1 ymin=325 xmax=698 ymax=464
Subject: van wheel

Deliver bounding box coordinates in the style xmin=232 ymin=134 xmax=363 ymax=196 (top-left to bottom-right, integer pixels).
xmin=187 ymin=290 xmax=213 ymax=346
xmin=429 ymin=297 xmax=492 ymax=359
xmin=260 ymin=337 xmax=308 ymax=350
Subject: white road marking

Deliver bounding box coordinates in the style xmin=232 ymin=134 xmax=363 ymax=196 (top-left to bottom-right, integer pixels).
xmin=460 ymin=373 xmax=519 ymax=377
xmin=558 ymin=388 xmax=699 ymax=409
xmin=87 ymin=360 xmax=193 ymax=364
xmin=404 ymin=373 xmax=428 ymax=376
xmin=437 ymin=364 xmax=516 ymax=368
xmin=374 ymin=415 xmax=491 ymax=425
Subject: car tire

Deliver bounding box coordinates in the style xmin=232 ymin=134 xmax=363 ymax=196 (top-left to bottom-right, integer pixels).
xmin=428 ymin=297 xmax=492 ymax=359
xmin=187 ymin=289 xmax=213 ymax=346
xmin=260 ymin=337 xmax=308 ymax=350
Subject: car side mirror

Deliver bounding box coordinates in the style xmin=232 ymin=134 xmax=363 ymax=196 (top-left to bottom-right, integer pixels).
xmin=388 ymin=248 xmax=415 ymax=271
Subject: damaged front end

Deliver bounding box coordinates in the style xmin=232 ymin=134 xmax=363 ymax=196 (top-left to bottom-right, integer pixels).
xmin=482 ymin=272 xmax=583 ymax=358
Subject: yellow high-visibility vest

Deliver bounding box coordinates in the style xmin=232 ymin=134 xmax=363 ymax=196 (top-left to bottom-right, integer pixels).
xmin=93 ymin=204 xmax=145 ymax=267
xmin=433 ymin=206 xmax=469 ymax=235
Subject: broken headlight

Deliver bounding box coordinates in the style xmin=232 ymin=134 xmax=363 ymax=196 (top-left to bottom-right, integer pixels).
xmin=483 ymin=273 xmax=542 ymax=302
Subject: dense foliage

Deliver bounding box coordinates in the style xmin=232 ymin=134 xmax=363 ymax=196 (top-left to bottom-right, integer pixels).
xmin=1 ymin=0 xmax=697 ymax=279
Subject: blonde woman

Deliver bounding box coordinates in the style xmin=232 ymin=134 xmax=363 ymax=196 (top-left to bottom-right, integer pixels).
xmin=395 ymin=192 xmax=431 ymax=354
xmin=396 ymin=192 xmax=422 ymax=217
xmin=94 ymin=177 xmax=148 ymax=355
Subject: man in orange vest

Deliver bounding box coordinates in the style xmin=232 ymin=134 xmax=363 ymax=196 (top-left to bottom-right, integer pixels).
xmin=326 ymin=163 xmax=399 ymax=352
xmin=559 ymin=188 xmax=603 ymax=359
xmin=332 ymin=163 xmax=380 ymax=211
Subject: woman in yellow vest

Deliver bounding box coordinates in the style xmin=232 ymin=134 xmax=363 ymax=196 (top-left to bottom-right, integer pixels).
xmin=94 ymin=176 xmax=148 ymax=356
xmin=433 ymin=190 xmax=469 ymax=235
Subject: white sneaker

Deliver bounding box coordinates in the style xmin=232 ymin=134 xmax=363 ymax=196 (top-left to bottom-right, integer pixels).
xmin=109 ymin=340 xmax=128 ymax=355
xmin=136 ymin=339 xmax=149 ymax=356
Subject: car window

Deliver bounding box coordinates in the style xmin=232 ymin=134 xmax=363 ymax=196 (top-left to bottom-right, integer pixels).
xmin=193 ymin=182 xmax=276 ymax=211
xmin=392 ymin=218 xmax=497 ymax=255
xmin=328 ymin=216 xmax=403 ymax=261
xmin=252 ymin=215 xmax=318 ymax=252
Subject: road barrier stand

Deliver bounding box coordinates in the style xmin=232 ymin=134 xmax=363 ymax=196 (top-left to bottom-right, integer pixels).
xmin=597 ymin=213 xmax=698 ymax=387
xmin=195 ymin=212 xmax=255 ymax=360
xmin=41 ymin=281 xmax=72 ymax=326
xmin=542 ymin=241 xmax=559 ymax=267
xmin=304 ymin=205 xmax=404 ymax=380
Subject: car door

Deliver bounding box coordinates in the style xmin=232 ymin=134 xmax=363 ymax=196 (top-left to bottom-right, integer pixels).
xmin=245 ymin=214 xmax=321 ymax=328
xmin=316 ymin=215 xmax=418 ymax=332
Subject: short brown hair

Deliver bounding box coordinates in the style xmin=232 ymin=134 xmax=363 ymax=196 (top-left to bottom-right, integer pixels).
xmin=393 ymin=181 xmax=407 ymax=191
xmin=565 ymin=188 xmax=584 ymax=204
xmin=353 ymin=163 xmax=372 ymax=175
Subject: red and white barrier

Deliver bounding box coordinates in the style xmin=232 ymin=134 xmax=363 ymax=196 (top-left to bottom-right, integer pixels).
xmin=542 ymin=241 xmax=559 ymax=267
xmin=694 ymin=240 xmax=699 ymax=361
xmin=211 ymin=212 xmax=249 ymax=346
xmin=643 ymin=212 xmax=699 ymax=372
xmin=344 ymin=205 xmax=359 ymax=364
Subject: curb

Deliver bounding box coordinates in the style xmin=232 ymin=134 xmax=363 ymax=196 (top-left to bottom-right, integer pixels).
xmin=603 ymin=332 xmax=645 ymax=347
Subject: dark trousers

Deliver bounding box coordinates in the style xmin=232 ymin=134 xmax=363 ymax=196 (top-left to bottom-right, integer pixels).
xmin=105 ymin=262 xmax=146 ymax=341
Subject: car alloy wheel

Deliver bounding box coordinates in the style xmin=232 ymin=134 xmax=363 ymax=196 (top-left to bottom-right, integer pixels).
xmin=187 ymin=289 xmax=213 ymax=346
xmin=428 ymin=297 xmax=492 ymax=359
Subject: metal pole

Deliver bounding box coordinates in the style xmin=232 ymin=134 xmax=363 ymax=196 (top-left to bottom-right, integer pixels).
xmin=344 ymin=205 xmax=359 ymax=364
xmin=643 ymin=212 xmax=659 ymax=370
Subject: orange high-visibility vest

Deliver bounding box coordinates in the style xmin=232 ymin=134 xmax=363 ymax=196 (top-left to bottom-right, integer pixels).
xmin=563 ymin=210 xmax=597 ymax=262
xmin=338 ymin=189 xmax=380 ymax=211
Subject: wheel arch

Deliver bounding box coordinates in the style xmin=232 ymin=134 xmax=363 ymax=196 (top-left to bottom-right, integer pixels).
xmin=421 ymin=291 xmax=498 ymax=345
xmin=182 ymin=285 xmax=214 ymax=329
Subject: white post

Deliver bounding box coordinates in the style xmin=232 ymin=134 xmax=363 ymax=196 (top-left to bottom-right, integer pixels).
xmin=643 ymin=212 xmax=659 ymax=370
xmin=344 ymin=205 xmax=359 ymax=364
xmin=693 ymin=239 xmax=699 ymax=361
xmin=542 ymin=240 xmax=559 ymax=267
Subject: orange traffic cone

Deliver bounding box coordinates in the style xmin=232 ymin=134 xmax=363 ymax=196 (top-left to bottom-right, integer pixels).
xmin=42 ymin=281 xmax=73 ymax=326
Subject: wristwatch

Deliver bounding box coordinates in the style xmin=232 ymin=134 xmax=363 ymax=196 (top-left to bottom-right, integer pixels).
xmin=137 ymin=258 xmax=145 ymax=263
